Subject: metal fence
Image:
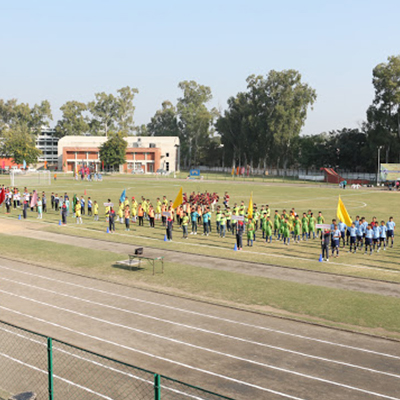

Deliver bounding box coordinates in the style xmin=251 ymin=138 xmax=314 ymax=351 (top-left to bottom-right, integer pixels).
xmin=0 ymin=320 xmax=233 ymax=400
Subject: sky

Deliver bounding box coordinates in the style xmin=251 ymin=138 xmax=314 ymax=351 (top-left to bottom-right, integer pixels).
xmin=0 ymin=0 xmax=399 ymax=136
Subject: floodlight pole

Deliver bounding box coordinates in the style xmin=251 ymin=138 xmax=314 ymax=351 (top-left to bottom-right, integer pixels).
xmin=377 ymin=146 xmax=383 ymax=185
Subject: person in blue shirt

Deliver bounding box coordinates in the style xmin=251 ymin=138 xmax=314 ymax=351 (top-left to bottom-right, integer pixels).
xmin=364 ymin=224 xmax=374 ymax=255
xmin=379 ymin=220 xmax=387 ymax=252
xmin=354 ymin=216 xmax=360 ymax=227
xmin=202 ymin=208 xmax=210 ymax=236
xmin=338 ymin=221 xmax=347 ymax=248
xmin=372 ymin=224 xmax=381 ymax=252
xmin=386 ymin=217 xmax=396 ymax=248
xmin=190 ymin=207 xmax=199 ymax=235
xmin=348 ymin=223 xmax=357 ymax=253
xmin=331 ymin=224 xmax=341 ymax=258
xmin=356 ymin=222 xmax=365 ymax=250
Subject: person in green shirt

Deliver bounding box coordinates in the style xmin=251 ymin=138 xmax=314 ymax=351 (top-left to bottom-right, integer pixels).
xmin=231 ymin=210 xmax=237 ymax=235
xmin=260 ymin=212 xmax=266 ymax=239
xmin=264 ymin=216 xmax=273 ymax=243
xmin=278 ymin=215 xmax=285 ymax=240
xmin=302 ymin=212 xmax=309 ymax=241
xmin=309 ymin=212 xmax=316 ymax=239
xmin=265 ymin=205 xmax=271 ymax=218
xmin=226 ymin=207 xmax=232 ymax=233
xmin=317 ymin=211 xmax=325 ymax=235
xmin=239 ymin=201 xmax=245 ymax=216
xmin=182 ymin=212 xmax=189 ymax=239
xmin=274 ymin=210 xmax=280 ymax=237
xmin=247 ymin=218 xmax=255 ymax=246
xmin=293 ymin=215 xmax=302 ymax=243
xmin=283 ymin=218 xmax=291 ymax=245
xmin=216 ymin=209 xmax=221 ymax=234
xmin=220 ymin=213 xmax=227 ymax=238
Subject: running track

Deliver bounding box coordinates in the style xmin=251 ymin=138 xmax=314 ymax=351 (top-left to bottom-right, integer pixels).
xmin=0 ymin=258 xmax=399 ymax=400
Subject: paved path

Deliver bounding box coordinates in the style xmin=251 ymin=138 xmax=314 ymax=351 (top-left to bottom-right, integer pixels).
xmin=1 ymin=258 xmax=400 ymax=400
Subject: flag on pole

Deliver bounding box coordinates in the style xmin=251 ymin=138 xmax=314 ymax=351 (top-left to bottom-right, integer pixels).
xmin=120 ymin=189 xmax=126 ymax=203
xmin=337 ymin=196 xmax=352 ymax=227
xmin=172 ymin=187 xmax=183 ymax=209
xmin=248 ymin=192 xmax=253 ymax=219
xmin=23 ymin=160 xmax=26 ymax=170
xmin=0 ymin=189 xmax=5 ymax=205
xmin=30 ymin=191 xmax=37 ymax=208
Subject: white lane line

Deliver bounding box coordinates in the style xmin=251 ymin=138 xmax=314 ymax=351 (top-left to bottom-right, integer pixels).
xmin=0 ymin=352 xmax=114 ymax=400
xmin=0 ymin=326 xmax=206 ymax=400
xmin=2 ymin=276 xmax=399 ymax=380
xmin=0 ymin=264 xmax=398 ymax=361
xmin=0 ymin=307 xmax=306 ymax=400
xmin=1 ymin=289 xmax=399 ymax=400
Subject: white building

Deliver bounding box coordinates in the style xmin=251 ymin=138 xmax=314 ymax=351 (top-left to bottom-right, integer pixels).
xmin=57 ymin=135 xmax=180 ymax=173
xmin=36 ymin=128 xmax=59 ymax=165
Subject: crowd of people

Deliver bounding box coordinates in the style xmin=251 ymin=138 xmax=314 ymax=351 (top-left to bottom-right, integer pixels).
xmin=0 ymin=186 xmax=395 ymax=257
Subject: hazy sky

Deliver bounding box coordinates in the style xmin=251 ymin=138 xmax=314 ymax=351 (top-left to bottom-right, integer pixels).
xmin=1 ymin=0 xmax=399 ymax=135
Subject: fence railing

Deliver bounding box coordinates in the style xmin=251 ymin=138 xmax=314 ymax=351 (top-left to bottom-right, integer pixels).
xmin=0 ymin=320 xmax=233 ymax=400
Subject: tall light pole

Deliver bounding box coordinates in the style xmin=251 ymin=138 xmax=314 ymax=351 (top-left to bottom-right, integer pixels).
xmin=377 ymin=146 xmax=383 ymax=185
xmin=174 ymin=144 xmax=180 ymax=173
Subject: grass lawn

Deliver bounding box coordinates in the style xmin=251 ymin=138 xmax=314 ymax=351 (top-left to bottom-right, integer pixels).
xmin=1 ymin=233 xmax=400 ymax=338
xmin=1 ymin=173 xmax=400 ymax=337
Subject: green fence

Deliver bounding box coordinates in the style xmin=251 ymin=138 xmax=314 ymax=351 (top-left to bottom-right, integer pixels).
xmin=0 ymin=320 xmax=234 ymax=400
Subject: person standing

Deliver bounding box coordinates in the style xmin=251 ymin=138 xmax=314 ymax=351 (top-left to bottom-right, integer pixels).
xmin=75 ymin=201 xmax=82 ymax=224
xmin=109 ymin=207 xmax=116 ymax=233
xmin=124 ymin=205 xmax=130 ymax=231
xmin=37 ymin=197 xmax=43 ymax=219
xmin=321 ymin=228 xmax=330 ymax=261
xmin=93 ymin=200 xmax=99 ymax=221
xmin=236 ymin=220 xmax=244 ymax=250
xmin=23 ymin=199 xmax=28 ymax=219
xmin=247 ymin=218 xmax=255 ymax=246
xmin=61 ymin=202 xmax=67 ymax=225
xmin=42 ymin=192 xmax=47 ymax=213
xmin=182 ymin=212 xmax=189 ymax=239
xmin=166 ymin=216 xmax=173 ymax=241
xmin=87 ymin=197 xmax=93 ymax=216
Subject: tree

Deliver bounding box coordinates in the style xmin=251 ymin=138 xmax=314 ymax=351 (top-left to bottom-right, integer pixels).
xmin=0 ymin=126 xmax=42 ymax=165
xmin=366 ymin=55 xmax=400 ymax=163
xmin=217 ymin=70 xmax=316 ymax=170
xmin=134 ymin=124 xmax=149 ymax=136
xmin=177 ymin=81 xmax=217 ymax=167
xmin=88 ymin=86 xmax=138 ymax=136
xmin=116 ymin=86 xmax=139 ymax=134
xmin=55 ymin=101 xmax=89 ymax=137
xmin=147 ymin=101 xmax=179 ymax=137
xmin=0 ymin=99 xmax=52 ymax=135
xmin=99 ymin=132 xmax=127 ymax=170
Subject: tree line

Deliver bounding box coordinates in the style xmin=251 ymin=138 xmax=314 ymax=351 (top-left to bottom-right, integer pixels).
xmin=0 ymin=55 xmax=399 ymax=171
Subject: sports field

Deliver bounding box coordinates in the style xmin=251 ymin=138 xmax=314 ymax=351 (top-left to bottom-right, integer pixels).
xmin=1 ymin=173 xmax=400 ymax=399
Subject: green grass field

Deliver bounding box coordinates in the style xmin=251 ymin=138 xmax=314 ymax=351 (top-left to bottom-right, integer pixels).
xmin=1 ymin=173 xmax=400 ymax=337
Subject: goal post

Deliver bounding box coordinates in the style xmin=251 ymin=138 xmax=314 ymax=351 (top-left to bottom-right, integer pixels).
xmin=10 ymin=170 xmax=51 ymax=187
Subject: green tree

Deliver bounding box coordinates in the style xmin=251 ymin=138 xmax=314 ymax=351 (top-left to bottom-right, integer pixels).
xmin=366 ymin=55 xmax=400 ymax=163
xmin=99 ymin=132 xmax=127 ymax=170
xmin=0 ymin=126 xmax=41 ymax=164
xmin=177 ymin=80 xmax=217 ymax=167
xmin=88 ymin=86 xmax=138 ymax=136
xmin=55 ymin=101 xmax=89 ymax=137
xmin=116 ymin=86 xmax=139 ymax=134
xmin=0 ymin=99 xmax=52 ymax=135
xmin=134 ymin=124 xmax=149 ymax=136
xmin=147 ymin=101 xmax=179 ymax=137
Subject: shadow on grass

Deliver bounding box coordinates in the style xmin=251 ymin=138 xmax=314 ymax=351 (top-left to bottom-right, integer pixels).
xmin=111 ymin=263 xmax=145 ymax=273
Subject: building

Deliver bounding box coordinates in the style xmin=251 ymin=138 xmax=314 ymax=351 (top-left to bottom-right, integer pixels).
xmin=58 ymin=136 xmax=180 ymax=173
xmin=36 ymin=128 xmax=59 ymax=165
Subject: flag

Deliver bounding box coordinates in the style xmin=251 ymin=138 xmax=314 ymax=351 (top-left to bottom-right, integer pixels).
xmin=44 ymin=161 xmax=47 ymax=170
xmin=248 ymin=192 xmax=253 ymax=219
xmin=0 ymin=189 xmax=5 ymax=205
xmin=30 ymin=191 xmax=37 ymax=208
xmin=172 ymin=187 xmax=183 ymax=209
xmin=120 ymin=189 xmax=126 ymax=203
xmin=337 ymin=196 xmax=352 ymax=227
xmin=23 ymin=160 xmax=26 ymax=169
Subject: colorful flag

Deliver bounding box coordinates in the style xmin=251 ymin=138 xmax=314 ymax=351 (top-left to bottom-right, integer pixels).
xmin=120 ymin=189 xmax=126 ymax=203
xmin=30 ymin=191 xmax=37 ymax=208
xmin=248 ymin=192 xmax=253 ymax=219
xmin=337 ymin=196 xmax=352 ymax=227
xmin=0 ymin=189 xmax=5 ymax=205
xmin=172 ymin=187 xmax=183 ymax=209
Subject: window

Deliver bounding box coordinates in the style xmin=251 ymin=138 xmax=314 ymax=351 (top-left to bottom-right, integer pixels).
xmin=166 ymin=152 xmax=169 ymax=157
xmin=166 ymin=162 xmax=169 ymax=172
